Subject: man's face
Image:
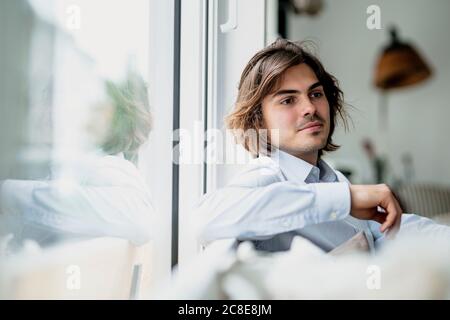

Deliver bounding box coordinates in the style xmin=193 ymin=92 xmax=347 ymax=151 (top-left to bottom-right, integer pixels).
xmin=261 ymin=63 xmax=330 ymax=163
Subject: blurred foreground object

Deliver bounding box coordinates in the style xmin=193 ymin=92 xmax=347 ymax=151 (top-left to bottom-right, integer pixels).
xmin=0 ymin=238 xmax=154 ymax=299
xmin=161 ymin=234 xmax=450 ymax=299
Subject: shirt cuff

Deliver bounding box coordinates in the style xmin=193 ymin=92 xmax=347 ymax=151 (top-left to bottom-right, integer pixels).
xmin=312 ymin=182 xmax=351 ymax=223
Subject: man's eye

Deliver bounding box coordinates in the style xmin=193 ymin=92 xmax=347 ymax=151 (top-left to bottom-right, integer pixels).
xmin=280 ymin=97 xmax=295 ymax=105
xmin=310 ymin=91 xmax=324 ymax=99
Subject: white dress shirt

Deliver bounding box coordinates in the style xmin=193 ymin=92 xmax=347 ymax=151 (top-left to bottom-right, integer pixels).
xmin=0 ymin=153 xmax=155 ymax=247
xmin=194 ymin=149 xmax=450 ymax=252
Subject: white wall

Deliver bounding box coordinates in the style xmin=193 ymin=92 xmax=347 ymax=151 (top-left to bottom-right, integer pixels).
xmin=288 ymin=0 xmax=450 ymax=185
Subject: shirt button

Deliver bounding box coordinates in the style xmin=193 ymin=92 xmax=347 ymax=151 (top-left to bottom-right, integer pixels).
xmin=330 ymin=211 xmax=338 ymax=220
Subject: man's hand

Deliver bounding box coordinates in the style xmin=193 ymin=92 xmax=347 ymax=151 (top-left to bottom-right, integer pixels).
xmin=349 ymin=184 xmax=403 ymax=238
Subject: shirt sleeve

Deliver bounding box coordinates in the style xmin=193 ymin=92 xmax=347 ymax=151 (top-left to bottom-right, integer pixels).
xmin=193 ymin=165 xmax=351 ymax=244
xmin=0 ymin=178 xmax=154 ymax=245
xmin=368 ymin=213 xmax=450 ymax=249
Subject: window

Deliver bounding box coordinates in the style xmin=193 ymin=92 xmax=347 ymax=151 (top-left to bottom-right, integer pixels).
xmin=0 ymin=0 xmax=176 ymax=296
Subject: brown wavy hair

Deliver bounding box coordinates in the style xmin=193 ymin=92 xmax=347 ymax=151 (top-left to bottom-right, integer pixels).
xmin=226 ymin=38 xmax=349 ymax=158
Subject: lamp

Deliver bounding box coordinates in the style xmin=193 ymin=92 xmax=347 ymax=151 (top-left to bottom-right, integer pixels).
xmin=374 ymin=26 xmax=432 ymax=90
xmin=290 ymin=0 xmax=324 ymax=16
xmin=373 ymin=26 xmax=433 ymax=129
xmin=370 ymin=26 xmax=433 ymax=184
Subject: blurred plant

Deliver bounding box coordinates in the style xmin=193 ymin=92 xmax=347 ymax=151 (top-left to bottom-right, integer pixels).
xmin=401 ymin=152 xmax=415 ymax=184
xmin=362 ymin=138 xmax=386 ymax=184
xmin=101 ymin=71 xmax=152 ymax=163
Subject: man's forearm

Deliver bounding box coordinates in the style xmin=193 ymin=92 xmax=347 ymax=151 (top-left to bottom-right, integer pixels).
xmin=194 ymin=181 xmax=351 ymax=244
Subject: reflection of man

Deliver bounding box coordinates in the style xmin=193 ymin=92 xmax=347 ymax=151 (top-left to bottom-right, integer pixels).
xmin=194 ymin=39 xmax=450 ymax=252
xmin=0 ymin=72 xmax=154 ymax=248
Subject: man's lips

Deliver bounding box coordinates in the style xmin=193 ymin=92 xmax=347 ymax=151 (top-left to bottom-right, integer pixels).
xmin=298 ymin=121 xmax=323 ymax=131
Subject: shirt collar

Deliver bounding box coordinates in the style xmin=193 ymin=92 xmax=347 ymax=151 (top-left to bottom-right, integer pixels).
xmin=271 ymin=149 xmax=338 ymax=184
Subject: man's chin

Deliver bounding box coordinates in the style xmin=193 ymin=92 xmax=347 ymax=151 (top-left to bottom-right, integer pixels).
xmin=279 ymin=145 xmax=320 ymax=156
xmin=294 ymin=137 xmax=327 ymax=150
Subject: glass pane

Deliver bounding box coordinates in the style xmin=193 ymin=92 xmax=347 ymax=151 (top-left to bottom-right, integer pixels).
xmin=0 ymin=0 xmax=174 ymax=298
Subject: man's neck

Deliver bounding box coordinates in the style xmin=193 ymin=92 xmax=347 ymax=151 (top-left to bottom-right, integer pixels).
xmin=290 ymin=150 xmax=319 ymax=166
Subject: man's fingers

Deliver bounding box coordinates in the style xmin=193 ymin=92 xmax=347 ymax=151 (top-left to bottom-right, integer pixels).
xmin=391 ymin=202 xmax=403 ymax=234
xmin=380 ymin=198 xmax=400 ymax=233
xmin=355 ymin=208 xmax=387 ymax=224
xmin=386 ymin=213 xmax=401 ymax=239
xmin=373 ymin=212 xmax=388 ymax=225
xmin=380 ymin=194 xmax=403 ymax=235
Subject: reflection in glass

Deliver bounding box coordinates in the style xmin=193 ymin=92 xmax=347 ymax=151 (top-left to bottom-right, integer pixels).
xmin=0 ymin=0 xmax=154 ymax=254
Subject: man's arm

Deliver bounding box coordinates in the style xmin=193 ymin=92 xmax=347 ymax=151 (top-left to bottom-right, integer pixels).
xmin=194 ymin=180 xmax=351 ymax=245
xmin=194 ymin=163 xmax=351 ymax=245
xmin=195 ymin=166 xmax=403 ymax=245
xmin=0 ymin=179 xmax=154 ymax=245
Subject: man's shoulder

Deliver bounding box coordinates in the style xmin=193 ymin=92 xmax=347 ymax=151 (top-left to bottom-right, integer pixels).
xmin=228 ymin=156 xmax=285 ymax=187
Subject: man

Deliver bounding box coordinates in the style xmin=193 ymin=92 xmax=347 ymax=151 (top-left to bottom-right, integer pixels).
xmin=194 ymin=39 xmax=450 ymax=252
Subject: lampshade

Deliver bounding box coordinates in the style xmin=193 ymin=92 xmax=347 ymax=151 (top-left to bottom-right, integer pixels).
xmin=374 ymin=27 xmax=432 ymax=90
xmin=290 ymin=0 xmax=324 ymax=16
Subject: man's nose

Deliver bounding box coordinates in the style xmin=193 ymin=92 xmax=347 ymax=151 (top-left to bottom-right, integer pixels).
xmin=298 ymin=97 xmax=317 ymax=118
